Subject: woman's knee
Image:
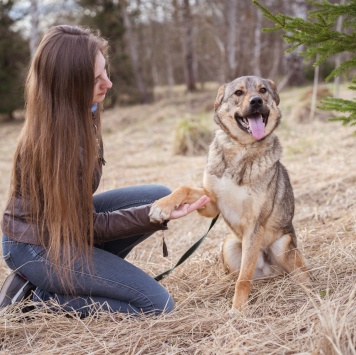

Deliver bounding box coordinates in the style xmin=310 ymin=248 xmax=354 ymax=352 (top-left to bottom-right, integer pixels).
xmin=150 ymin=184 xmax=172 ymax=200
xmin=94 ymin=184 xmax=171 ymax=208
xmin=165 ymin=294 xmax=175 ymax=313
xmin=132 ymin=184 xmax=171 ymax=205
xmin=152 ymin=292 xmax=175 ymax=315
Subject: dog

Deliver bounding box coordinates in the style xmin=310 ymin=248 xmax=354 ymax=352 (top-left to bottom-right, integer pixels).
xmin=149 ymin=76 xmax=309 ymax=311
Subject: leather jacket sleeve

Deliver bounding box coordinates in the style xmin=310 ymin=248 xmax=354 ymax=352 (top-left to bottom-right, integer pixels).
xmin=2 ymin=135 xmax=169 ymax=245
xmin=93 ymin=204 xmax=168 ymax=243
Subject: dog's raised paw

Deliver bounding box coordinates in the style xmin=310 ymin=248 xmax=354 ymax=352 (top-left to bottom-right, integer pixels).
xmin=149 ymin=204 xmax=170 ymax=223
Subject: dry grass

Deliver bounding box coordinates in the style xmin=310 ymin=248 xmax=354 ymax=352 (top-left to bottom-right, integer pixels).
xmin=290 ymin=86 xmax=333 ymax=123
xmin=172 ymin=111 xmax=214 ymax=156
xmin=0 ymin=83 xmax=355 ymax=354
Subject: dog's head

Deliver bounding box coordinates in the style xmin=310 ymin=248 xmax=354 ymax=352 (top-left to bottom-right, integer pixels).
xmin=214 ymin=76 xmax=281 ymax=144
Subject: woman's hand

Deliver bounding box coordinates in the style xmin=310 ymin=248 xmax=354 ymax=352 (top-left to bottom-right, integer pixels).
xmin=169 ymin=195 xmax=210 ymax=220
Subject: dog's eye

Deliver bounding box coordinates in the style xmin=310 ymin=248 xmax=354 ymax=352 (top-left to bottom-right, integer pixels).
xmin=260 ymin=88 xmax=267 ymax=94
xmin=235 ymin=90 xmax=243 ymax=96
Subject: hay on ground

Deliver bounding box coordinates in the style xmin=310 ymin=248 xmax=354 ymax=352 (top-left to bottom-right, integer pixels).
xmin=0 ymin=84 xmax=355 ymax=354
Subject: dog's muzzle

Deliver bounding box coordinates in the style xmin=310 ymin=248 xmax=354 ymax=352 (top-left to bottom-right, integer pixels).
xmin=234 ymin=98 xmax=269 ymax=140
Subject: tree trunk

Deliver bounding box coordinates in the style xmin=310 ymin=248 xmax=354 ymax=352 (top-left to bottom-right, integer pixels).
xmin=268 ymin=41 xmax=280 ymax=80
xmin=163 ymin=9 xmax=175 ymax=98
xmin=213 ymin=34 xmax=226 ymax=84
xmin=334 ymin=0 xmax=344 ymax=98
xmin=30 ymin=0 xmax=40 ymax=58
xmin=310 ymin=55 xmax=319 ymax=121
xmin=165 ymin=41 xmax=175 ymax=92
xmin=182 ymin=0 xmax=196 ymax=91
xmin=253 ymin=7 xmax=262 ymax=77
xmin=121 ymin=0 xmax=150 ymax=103
xmin=226 ymin=0 xmax=237 ymax=80
xmin=283 ymin=0 xmax=308 ymax=86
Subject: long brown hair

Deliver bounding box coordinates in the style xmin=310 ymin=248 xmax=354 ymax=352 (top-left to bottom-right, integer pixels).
xmin=11 ymin=25 xmax=108 ymax=287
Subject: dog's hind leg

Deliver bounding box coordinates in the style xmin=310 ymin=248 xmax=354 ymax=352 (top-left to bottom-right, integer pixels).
xmin=222 ymin=234 xmax=242 ymax=273
xmin=269 ymin=233 xmax=309 ymax=282
xmin=223 ymin=234 xmax=278 ymax=278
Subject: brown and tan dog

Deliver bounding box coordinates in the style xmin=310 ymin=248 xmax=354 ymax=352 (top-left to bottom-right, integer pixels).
xmin=149 ymin=76 xmax=309 ymax=311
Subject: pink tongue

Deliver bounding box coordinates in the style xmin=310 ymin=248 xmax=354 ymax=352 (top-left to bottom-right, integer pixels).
xmin=247 ymin=114 xmax=265 ymax=140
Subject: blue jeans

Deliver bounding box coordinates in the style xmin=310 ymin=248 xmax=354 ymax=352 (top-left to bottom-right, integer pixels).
xmin=2 ymin=184 xmax=174 ymax=317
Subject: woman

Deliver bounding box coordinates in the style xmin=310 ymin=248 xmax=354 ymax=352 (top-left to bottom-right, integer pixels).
xmin=0 ymin=25 xmax=209 ymax=317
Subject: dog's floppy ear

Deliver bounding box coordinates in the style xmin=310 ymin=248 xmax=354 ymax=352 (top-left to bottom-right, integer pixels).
xmin=267 ymin=79 xmax=280 ymax=106
xmin=214 ymin=84 xmax=226 ymax=111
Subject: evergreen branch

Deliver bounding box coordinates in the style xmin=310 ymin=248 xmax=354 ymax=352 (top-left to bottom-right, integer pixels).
xmin=252 ymin=0 xmax=285 ymax=27
xmin=283 ymin=42 xmax=302 ymax=54
xmin=309 ymin=0 xmax=354 ymax=20
xmin=320 ymin=97 xmax=356 ymax=113
xmin=253 ymin=0 xmax=356 ymax=131
xmin=329 ymin=116 xmax=356 ymax=127
xmin=326 ymin=58 xmax=356 ymax=81
xmin=321 ymin=97 xmax=356 ymax=128
xmin=254 ymin=0 xmax=356 ymax=66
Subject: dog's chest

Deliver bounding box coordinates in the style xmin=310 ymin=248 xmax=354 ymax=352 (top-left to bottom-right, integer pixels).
xmin=210 ymin=175 xmax=253 ymax=227
xmin=204 ymin=132 xmax=281 ymax=232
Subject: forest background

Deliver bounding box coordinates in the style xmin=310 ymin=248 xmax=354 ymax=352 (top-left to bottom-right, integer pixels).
xmin=1 ymin=0 xmax=347 ymax=118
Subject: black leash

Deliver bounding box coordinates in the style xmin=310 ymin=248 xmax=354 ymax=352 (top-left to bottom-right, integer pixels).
xmin=154 ymin=214 xmax=219 ymax=281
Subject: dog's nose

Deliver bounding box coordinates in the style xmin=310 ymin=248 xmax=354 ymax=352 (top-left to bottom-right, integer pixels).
xmin=249 ymin=96 xmax=263 ymax=107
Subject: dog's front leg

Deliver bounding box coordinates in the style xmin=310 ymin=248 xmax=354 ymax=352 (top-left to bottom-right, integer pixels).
xmin=231 ymin=228 xmax=263 ymax=311
xmin=149 ymin=186 xmax=213 ymax=223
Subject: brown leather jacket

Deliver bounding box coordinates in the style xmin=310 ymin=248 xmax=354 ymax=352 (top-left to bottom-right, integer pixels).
xmin=1 ymin=143 xmax=167 ymax=246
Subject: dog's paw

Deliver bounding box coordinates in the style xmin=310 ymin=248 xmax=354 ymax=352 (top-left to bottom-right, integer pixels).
xmin=149 ymin=203 xmax=171 ymax=223
xmin=228 ymin=306 xmax=245 ymax=318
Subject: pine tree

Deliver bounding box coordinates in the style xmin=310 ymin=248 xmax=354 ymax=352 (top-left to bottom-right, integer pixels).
xmin=253 ymin=0 xmax=356 ymax=129
xmin=0 ymin=0 xmax=30 ymax=120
